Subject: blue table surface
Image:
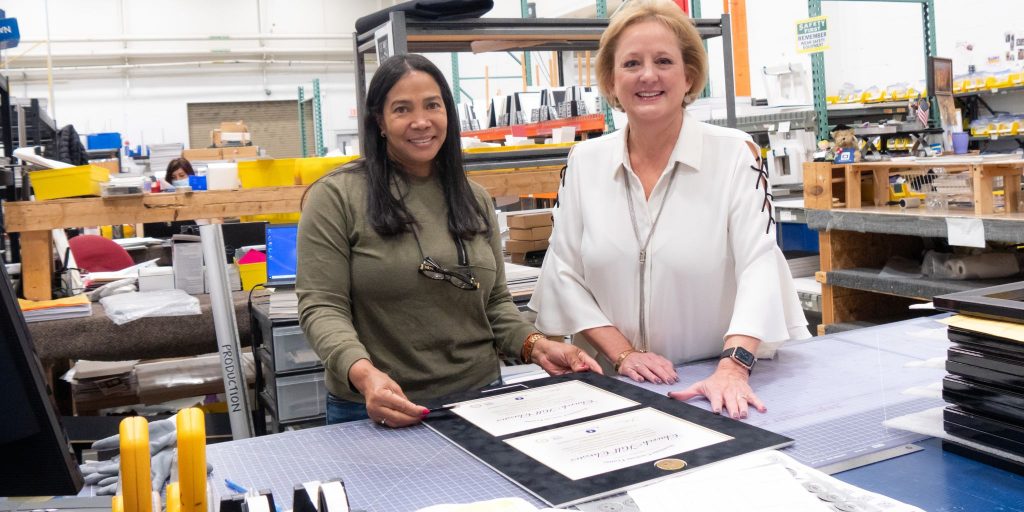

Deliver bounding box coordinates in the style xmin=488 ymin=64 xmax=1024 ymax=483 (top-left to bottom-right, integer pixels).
xmin=836 ymin=437 xmax=1024 ymax=512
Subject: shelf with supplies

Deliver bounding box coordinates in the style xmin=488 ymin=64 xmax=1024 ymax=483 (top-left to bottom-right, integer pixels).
xmin=4 ymin=151 xmax=569 ymax=301
xmin=353 ymin=11 xmax=739 ymax=135
xmin=803 ymin=206 xmax=1024 ymax=335
xmin=461 ymin=114 xmax=606 ymax=143
xmin=802 ymin=157 xmax=1024 ymax=215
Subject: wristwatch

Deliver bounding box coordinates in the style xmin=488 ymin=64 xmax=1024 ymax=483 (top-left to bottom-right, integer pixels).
xmin=720 ymin=346 xmax=757 ymax=374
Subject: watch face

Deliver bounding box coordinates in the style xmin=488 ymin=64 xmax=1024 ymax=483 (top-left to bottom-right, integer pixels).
xmin=733 ymin=347 xmax=756 ymax=368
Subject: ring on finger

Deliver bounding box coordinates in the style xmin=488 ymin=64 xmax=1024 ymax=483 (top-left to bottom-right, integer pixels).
xmin=380 ymin=418 xmax=387 ymax=426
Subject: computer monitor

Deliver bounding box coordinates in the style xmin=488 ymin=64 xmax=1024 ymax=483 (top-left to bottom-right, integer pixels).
xmin=265 ymin=224 xmax=298 ymax=284
xmin=222 ymin=221 xmax=268 ymax=264
xmin=0 ymin=264 xmax=84 ymax=496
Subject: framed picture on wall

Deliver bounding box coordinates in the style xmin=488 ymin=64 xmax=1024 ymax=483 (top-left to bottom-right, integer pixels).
xmin=929 ymin=57 xmax=953 ymax=96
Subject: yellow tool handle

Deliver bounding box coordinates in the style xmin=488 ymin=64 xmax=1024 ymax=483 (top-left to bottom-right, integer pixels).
xmin=176 ymin=408 xmax=208 ymax=512
xmin=119 ymin=416 xmax=152 ymax=512
xmin=165 ymin=482 xmax=181 ymax=512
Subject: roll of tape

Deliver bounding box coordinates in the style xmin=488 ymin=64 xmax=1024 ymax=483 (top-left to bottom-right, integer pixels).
xmin=899 ymin=197 xmax=921 ymax=208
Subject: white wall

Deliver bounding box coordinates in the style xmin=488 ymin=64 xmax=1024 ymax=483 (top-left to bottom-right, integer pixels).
xmin=1 ymin=0 xmax=1023 ymax=149
xmin=0 ymin=0 xmax=387 ymax=149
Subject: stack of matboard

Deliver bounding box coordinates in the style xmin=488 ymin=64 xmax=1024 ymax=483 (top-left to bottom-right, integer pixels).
xmin=148 ymin=143 xmax=184 ymax=177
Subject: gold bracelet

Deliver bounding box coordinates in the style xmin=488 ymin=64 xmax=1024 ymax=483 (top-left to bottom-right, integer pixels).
xmin=613 ymin=347 xmax=646 ymax=372
xmin=521 ymin=332 xmax=545 ymax=364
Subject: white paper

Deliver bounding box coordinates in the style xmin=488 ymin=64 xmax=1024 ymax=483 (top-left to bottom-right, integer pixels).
xmin=504 ymin=408 xmax=731 ymax=481
xmin=629 ymin=449 xmax=923 ymax=512
xmin=452 ymin=380 xmax=637 ymax=437
xmin=630 ymin=463 xmax=829 ymax=512
xmin=945 ymin=217 xmax=986 ymax=248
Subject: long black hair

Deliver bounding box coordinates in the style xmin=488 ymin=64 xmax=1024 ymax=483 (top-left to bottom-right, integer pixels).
xmin=361 ymin=54 xmax=489 ymax=239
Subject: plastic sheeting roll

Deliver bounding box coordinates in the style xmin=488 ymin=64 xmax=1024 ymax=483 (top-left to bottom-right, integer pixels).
xmin=943 ymin=253 xmax=1020 ymax=280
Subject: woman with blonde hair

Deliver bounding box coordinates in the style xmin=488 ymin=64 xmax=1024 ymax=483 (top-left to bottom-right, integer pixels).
xmin=531 ymin=0 xmax=808 ymax=420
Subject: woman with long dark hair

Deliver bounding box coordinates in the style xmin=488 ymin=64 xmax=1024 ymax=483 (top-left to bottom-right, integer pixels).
xmin=297 ymin=54 xmax=600 ymax=428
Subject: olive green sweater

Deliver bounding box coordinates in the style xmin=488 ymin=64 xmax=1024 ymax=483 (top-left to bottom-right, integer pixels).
xmin=296 ymin=167 xmax=536 ymax=403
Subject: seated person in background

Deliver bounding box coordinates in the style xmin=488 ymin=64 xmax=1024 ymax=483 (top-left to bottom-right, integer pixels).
xmin=164 ymin=157 xmax=195 ymax=189
xmin=297 ymin=54 xmax=601 ymax=429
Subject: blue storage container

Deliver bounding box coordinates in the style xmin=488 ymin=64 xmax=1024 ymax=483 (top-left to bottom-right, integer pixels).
xmin=86 ymin=132 xmax=122 ymax=150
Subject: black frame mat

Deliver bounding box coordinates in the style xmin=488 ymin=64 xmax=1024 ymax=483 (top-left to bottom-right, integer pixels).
xmin=422 ymin=372 xmax=793 ymax=508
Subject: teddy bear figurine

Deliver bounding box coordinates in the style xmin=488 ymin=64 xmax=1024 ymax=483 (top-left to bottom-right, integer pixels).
xmin=830 ymin=124 xmax=861 ymax=162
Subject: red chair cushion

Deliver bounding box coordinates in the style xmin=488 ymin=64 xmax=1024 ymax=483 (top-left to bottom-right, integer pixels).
xmin=68 ymin=235 xmax=136 ymax=273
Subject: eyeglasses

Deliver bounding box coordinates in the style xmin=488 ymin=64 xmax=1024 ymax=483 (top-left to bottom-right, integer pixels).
xmin=412 ymin=230 xmax=479 ymax=291
xmin=419 ymin=256 xmax=479 ymax=290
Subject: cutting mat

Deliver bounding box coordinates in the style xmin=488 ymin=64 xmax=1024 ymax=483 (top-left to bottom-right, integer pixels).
xmin=629 ymin=316 xmax=950 ymax=468
xmin=208 ymin=421 xmax=544 ymax=511
xmin=207 ymin=316 xmax=951 ymax=511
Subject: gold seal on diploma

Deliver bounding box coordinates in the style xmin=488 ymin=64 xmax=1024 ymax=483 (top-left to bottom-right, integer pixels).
xmin=654 ymin=458 xmax=686 ymax=471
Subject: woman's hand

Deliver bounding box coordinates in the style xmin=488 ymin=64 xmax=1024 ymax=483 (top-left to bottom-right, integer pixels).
xmin=667 ymin=359 xmax=765 ymax=419
xmin=531 ymin=338 xmax=603 ymax=376
xmin=617 ymin=351 xmax=678 ymax=385
xmin=348 ymin=359 xmax=428 ymax=428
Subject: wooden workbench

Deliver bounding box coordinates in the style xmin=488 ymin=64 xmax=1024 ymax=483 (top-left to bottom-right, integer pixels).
xmin=5 ymin=168 xmax=561 ymax=301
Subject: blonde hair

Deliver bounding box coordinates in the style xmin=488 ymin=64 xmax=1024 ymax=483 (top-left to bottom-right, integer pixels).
xmin=595 ymin=0 xmax=708 ymax=110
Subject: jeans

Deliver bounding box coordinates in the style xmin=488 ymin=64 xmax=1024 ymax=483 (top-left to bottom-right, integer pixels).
xmin=325 ymin=393 xmax=370 ymax=425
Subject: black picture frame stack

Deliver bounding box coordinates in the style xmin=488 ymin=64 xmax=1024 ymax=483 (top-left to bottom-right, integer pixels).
xmin=934 ymin=283 xmax=1024 ymax=474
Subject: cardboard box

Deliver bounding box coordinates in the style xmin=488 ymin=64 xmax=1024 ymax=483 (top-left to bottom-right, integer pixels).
xmin=221 ymin=132 xmax=251 ymax=144
xmin=138 ymin=266 xmax=174 ymax=292
xmin=172 ymin=241 xmax=205 ymax=294
xmin=506 ymin=239 xmax=549 ymax=254
xmin=183 ymin=148 xmax=222 ymax=161
xmin=220 ymin=121 xmax=249 ymax=133
xmin=222 ymin=146 xmax=259 ymax=159
xmin=91 ymin=159 xmax=120 ymax=174
xmin=507 ymin=212 xmax=552 ymax=229
xmin=509 ymin=225 xmax=552 ymax=241
xmin=211 ymin=129 xmax=222 ymax=147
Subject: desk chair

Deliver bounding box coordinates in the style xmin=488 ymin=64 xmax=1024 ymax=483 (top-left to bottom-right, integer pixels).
xmin=68 ymin=235 xmax=135 ymax=273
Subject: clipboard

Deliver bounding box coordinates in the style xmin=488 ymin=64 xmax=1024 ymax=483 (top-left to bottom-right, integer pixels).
xmin=422 ymin=372 xmax=793 ymax=508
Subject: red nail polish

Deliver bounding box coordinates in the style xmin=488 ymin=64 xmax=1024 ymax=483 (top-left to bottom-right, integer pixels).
xmin=421 ymin=409 xmax=430 ymax=417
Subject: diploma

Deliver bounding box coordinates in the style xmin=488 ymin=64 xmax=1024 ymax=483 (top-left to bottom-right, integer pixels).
xmin=452 ymin=380 xmax=638 ymax=437
xmin=504 ymin=408 xmax=733 ymax=480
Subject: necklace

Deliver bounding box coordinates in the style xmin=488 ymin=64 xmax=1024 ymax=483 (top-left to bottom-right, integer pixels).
xmin=624 ymin=163 xmax=678 ymax=352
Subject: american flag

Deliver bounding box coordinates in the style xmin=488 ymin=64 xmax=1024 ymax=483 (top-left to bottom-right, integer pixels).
xmin=916 ymin=99 xmax=930 ymax=126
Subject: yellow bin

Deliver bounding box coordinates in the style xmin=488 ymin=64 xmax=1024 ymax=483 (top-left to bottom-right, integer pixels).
xmin=31 ymin=165 xmax=110 ymax=200
xmin=237 ymin=262 xmax=267 ymax=291
xmin=297 ymin=155 xmax=359 ymax=185
xmin=238 ymin=159 xmax=298 ymax=188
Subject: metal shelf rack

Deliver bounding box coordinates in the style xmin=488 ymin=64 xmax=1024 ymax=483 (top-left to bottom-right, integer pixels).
xmin=352 ymin=11 xmax=738 ymax=153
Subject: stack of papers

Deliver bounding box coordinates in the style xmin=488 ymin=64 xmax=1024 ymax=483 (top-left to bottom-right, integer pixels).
xmin=84 ymin=258 xmax=160 ymax=286
xmin=18 ymin=294 xmax=93 ymax=322
xmin=148 ymin=143 xmax=184 ymax=179
xmin=505 ymin=262 xmax=541 ymax=296
xmin=268 ymin=290 xmax=298 ymax=319
xmin=627 ymin=450 xmax=923 ymax=512
xmin=111 ymin=237 xmax=164 ymax=251
xmin=786 ymin=254 xmax=820 ymax=278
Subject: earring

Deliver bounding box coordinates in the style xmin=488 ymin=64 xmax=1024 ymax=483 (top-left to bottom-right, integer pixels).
xmin=380 ymin=131 xmax=386 ymax=138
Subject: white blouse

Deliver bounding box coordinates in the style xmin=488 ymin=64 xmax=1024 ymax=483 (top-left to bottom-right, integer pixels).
xmin=529 ymin=110 xmax=810 ymax=366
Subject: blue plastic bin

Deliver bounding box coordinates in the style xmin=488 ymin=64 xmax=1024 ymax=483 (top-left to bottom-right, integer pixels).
xmin=188 ymin=175 xmax=208 ymax=191
xmin=86 ymin=132 xmax=122 ymax=150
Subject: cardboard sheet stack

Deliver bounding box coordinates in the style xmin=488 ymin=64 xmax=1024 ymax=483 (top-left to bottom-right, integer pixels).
xmin=506 ymin=212 xmax=552 ymax=265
